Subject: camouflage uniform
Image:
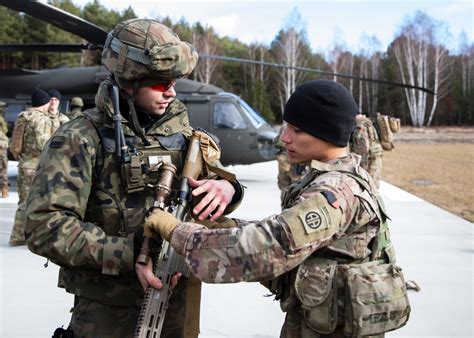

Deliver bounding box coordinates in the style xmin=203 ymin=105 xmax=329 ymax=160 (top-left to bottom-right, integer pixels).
xmin=0 ymin=102 xmax=9 ymax=197
xmin=9 ymin=108 xmax=66 ymax=245
xmin=169 ymin=154 xmax=407 ymax=337
xmin=25 ymin=19 xmax=241 ymax=338
xmin=25 ymin=79 xmax=241 ymax=338
xmin=350 ymin=115 xmax=383 ymax=188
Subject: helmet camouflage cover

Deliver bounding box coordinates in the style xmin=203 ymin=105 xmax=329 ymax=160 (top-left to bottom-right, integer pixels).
xmin=102 ymin=18 xmax=199 ymax=89
xmin=71 ymin=97 xmax=84 ymax=107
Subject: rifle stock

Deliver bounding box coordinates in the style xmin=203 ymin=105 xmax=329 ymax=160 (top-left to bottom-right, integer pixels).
xmin=135 ymin=132 xmax=203 ymax=338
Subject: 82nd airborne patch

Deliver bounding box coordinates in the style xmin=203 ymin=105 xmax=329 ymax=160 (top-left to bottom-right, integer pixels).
xmin=305 ymin=212 xmax=322 ymax=230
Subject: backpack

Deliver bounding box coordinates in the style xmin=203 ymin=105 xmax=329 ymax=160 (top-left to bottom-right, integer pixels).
xmin=9 ymin=113 xmax=28 ymax=159
xmin=371 ymin=113 xmax=395 ymax=151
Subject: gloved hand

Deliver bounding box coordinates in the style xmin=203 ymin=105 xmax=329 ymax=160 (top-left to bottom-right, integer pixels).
xmin=144 ymin=208 xmax=181 ymax=241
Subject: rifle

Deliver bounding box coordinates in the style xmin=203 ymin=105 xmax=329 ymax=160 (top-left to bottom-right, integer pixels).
xmin=134 ymin=131 xmax=203 ymax=338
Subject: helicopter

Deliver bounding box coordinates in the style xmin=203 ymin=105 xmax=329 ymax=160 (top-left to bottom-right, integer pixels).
xmin=0 ymin=0 xmax=432 ymax=166
xmin=0 ymin=0 xmax=285 ymax=166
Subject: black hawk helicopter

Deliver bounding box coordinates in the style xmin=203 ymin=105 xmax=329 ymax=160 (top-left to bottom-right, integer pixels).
xmin=0 ymin=0 xmax=432 ymax=165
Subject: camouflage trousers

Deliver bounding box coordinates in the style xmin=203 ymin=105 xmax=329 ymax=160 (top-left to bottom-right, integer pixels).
xmin=280 ymin=306 xmax=384 ymax=338
xmin=9 ymin=162 xmax=37 ymax=244
xmin=68 ymin=277 xmax=187 ymax=338
xmin=0 ymin=151 xmax=8 ymax=188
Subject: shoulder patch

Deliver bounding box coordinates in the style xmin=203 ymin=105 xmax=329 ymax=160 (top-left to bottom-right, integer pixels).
xmin=49 ymin=136 xmax=65 ymax=148
xmin=281 ymin=193 xmax=343 ymax=251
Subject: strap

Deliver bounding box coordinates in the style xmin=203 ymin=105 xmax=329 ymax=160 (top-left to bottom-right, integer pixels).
xmin=107 ymin=33 xmax=152 ymax=66
xmin=184 ymin=274 xmax=202 ymax=338
xmin=82 ymin=113 xmax=128 ymax=237
xmin=124 ymin=88 xmax=151 ymax=146
xmin=207 ymin=165 xmax=236 ymax=183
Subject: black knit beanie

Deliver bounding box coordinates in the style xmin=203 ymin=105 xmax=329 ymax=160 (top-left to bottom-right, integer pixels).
xmin=31 ymin=89 xmax=50 ymax=107
xmin=48 ymin=89 xmax=62 ymax=100
xmin=283 ymin=80 xmax=358 ymax=147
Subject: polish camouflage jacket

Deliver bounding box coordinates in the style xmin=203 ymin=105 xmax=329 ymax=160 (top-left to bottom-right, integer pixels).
xmin=350 ymin=116 xmax=383 ymax=171
xmin=169 ymin=154 xmax=393 ymax=331
xmin=24 ymin=80 xmax=242 ymax=307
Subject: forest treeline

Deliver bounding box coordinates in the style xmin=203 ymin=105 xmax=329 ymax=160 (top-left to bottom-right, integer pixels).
xmin=0 ymin=0 xmax=473 ymax=126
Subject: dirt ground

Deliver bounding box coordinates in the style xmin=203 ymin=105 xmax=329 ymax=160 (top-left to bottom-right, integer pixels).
xmin=382 ymin=127 xmax=474 ymax=222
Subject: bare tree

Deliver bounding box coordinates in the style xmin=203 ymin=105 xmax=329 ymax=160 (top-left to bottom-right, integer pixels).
xmin=328 ymin=29 xmax=347 ymax=83
xmin=358 ymin=34 xmax=382 ymax=115
xmin=458 ymin=31 xmax=474 ymax=122
xmin=270 ymin=8 xmax=310 ymax=115
xmin=393 ymin=11 xmax=451 ymax=127
xmin=192 ymin=25 xmax=221 ymax=84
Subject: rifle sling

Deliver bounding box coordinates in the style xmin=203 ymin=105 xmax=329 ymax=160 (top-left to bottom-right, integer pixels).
xmin=184 ymin=274 xmax=202 ymax=338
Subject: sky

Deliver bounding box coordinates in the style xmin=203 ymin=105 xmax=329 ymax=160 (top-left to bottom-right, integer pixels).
xmin=70 ymin=0 xmax=473 ymax=53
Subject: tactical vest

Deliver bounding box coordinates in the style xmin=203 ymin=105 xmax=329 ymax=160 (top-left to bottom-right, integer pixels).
xmin=275 ymin=161 xmax=409 ymax=335
xmin=59 ymin=110 xmax=192 ymax=307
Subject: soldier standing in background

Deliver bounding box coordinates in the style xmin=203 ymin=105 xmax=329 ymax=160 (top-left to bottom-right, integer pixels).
xmin=24 ymin=19 xmax=243 ymax=338
xmin=47 ymin=89 xmax=70 ymax=125
xmin=0 ymin=101 xmax=9 ymax=198
xmin=145 ymin=80 xmax=410 ymax=337
xmin=8 ymin=89 xmax=65 ymax=246
xmin=68 ymin=96 xmax=84 ymax=119
xmin=350 ymin=113 xmax=383 ymax=188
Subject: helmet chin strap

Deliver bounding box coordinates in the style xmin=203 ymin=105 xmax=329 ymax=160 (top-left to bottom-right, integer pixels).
xmin=120 ymin=81 xmax=151 ymax=146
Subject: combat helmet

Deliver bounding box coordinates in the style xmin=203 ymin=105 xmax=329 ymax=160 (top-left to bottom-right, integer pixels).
xmin=71 ymin=97 xmax=84 ymax=108
xmin=102 ymin=18 xmax=199 ymax=89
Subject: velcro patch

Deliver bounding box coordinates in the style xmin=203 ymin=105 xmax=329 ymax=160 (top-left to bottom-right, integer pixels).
xmin=321 ymin=191 xmax=340 ymax=209
xmin=299 ymin=211 xmax=327 ymax=233
xmin=281 ymin=194 xmax=343 ymax=251
xmin=49 ymin=136 xmax=65 ymax=148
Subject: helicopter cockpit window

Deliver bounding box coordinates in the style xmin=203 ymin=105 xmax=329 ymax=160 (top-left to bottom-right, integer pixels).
xmin=213 ymin=102 xmax=247 ymax=129
xmin=238 ymin=99 xmax=265 ymax=128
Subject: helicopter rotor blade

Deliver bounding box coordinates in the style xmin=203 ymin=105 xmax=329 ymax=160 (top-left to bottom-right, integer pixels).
xmin=0 ymin=43 xmax=89 ymax=53
xmin=0 ymin=0 xmax=108 ymax=47
xmin=200 ymin=54 xmax=434 ymax=95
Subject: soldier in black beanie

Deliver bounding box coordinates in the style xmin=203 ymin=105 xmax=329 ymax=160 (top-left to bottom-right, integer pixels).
xmin=31 ymin=89 xmax=50 ymax=108
xmin=283 ymin=79 xmax=358 ymax=148
xmin=142 ymin=78 xmax=408 ymax=337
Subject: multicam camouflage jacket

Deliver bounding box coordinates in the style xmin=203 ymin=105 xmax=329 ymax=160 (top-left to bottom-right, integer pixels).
xmin=169 ymin=154 xmax=395 ymax=334
xmin=0 ymin=116 xmax=8 ymax=149
xmin=24 ymin=80 xmax=242 ymax=307
xmin=10 ymin=108 xmax=65 ymax=167
xmin=0 ymin=115 xmax=8 ymax=135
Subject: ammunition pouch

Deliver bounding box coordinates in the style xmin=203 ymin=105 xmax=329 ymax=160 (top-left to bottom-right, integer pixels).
xmin=389 ymin=117 xmax=401 ymax=133
xmin=339 ymin=261 xmax=410 ymax=336
xmin=294 ymin=257 xmax=338 ymax=334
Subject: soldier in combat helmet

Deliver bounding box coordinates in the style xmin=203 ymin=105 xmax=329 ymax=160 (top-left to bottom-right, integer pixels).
xmin=24 ymin=19 xmax=243 ymax=338
xmin=145 ymin=80 xmax=410 ymax=337
xmin=350 ymin=113 xmax=383 ymax=188
xmin=68 ymin=96 xmax=84 ymax=119
xmin=0 ymin=101 xmax=9 ymax=198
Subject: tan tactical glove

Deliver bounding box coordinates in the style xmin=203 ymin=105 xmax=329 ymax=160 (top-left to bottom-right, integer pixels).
xmin=144 ymin=209 xmax=181 ymax=242
xmin=196 ymin=216 xmax=237 ymax=229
